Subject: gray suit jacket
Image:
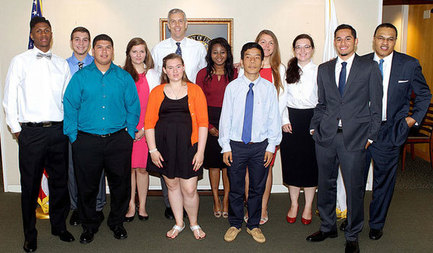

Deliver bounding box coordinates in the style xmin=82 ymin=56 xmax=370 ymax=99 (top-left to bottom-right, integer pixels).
xmin=310 ymin=54 xmax=383 ymax=151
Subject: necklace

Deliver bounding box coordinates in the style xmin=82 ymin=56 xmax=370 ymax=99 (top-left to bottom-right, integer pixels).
xmin=168 ymin=84 xmax=185 ymax=99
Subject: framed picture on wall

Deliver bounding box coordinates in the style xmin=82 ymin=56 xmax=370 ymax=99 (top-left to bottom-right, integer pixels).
xmin=159 ymin=18 xmax=233 ymax=49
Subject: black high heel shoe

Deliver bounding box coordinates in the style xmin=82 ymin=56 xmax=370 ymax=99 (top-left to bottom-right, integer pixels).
xmin=138 ymin=214 xmax=149 ymax=221
xmin=124 ymin=214 xmax=135 ymax=222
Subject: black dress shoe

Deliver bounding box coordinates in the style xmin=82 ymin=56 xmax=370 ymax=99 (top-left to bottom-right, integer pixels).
xmin=138 ymin=214 xmax=149 ymax=221
xmin=306 ymin=230 xmax=338 ymax=242
xmin=79 ymin=229 xmax=94 ymax=244
xmin=52 ymin=230 xmax=75 ymax=242
xmin=340 ymin=219 xmax=348 ymax=231
xmin=23 ymin=239 xmax=37 ymax=252
xmin=69 ymin=210 xmax=80 ymax=226
xmin=369 ymin=228 xmax=383 ymax=240
xmin=345 ymin=240 xmax=360 ymax=253
xmin=112 ymin=225 xmax=128 ymax=240
xmin=164 ymin=207 xmax=174 ymax=220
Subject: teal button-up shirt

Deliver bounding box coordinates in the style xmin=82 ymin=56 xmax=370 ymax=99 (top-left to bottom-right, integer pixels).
xmin=63 ymin=61 xmax=140 ymax=143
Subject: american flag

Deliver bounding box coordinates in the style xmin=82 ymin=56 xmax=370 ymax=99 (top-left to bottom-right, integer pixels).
xmin=28 ymin=0 xmax=43 ymax=49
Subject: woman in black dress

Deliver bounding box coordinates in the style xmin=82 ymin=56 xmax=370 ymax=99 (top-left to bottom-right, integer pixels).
xmin=279 ymin=34 xmax=318 ymax=225
xmin=144 ymin=54 xmax=208 ymax=239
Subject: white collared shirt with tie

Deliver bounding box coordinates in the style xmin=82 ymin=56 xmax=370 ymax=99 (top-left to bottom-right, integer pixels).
xmin=374 ymin=52 xmax=393 ymax=121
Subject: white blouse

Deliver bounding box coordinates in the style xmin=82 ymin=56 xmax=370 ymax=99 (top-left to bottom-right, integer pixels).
xmin=279 ymin=61 xmax=318 ymax=125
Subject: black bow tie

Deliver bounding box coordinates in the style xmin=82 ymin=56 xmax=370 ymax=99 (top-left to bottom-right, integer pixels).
xmin=36 ymin=52 xmax=52 ymax=60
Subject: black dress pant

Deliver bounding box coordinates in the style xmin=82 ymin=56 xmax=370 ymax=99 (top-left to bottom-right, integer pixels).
xmin=72 ymin=130 xmax=132 ymax=232
xmin=315 ymin=132 xmax=366 ymax=241
xmin=18 ymin=123 xmax=69 ymax=241
xmin=227 ymin=140 xmax=268 ymax=230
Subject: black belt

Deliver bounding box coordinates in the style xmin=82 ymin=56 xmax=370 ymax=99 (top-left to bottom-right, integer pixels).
xmin=78 ymin=129 xmax=125 ymax=138
xmin=381 ymin=121 xmax=387 ymax=126
xmin=337 ymin=127 xmax=343 ymax=133
xmin=22 ymin=121 xmax=62 ymax=127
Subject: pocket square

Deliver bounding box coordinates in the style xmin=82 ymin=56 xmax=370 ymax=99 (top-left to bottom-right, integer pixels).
xmin=398 ymin=80 xmax=409 ymax=83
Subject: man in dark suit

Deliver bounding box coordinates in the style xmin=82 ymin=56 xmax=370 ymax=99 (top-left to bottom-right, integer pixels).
xmin=306 ymin=24 xmax=383 ymax=253
xmin=359 ymin=23 xmax=430 ymax=240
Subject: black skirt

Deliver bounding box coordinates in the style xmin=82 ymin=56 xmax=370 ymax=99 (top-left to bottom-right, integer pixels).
xmin=203 ymin=106 xmax=226 ymax=169
xmin=147 ymin=95 xmax=202 ymax=179
xmin=280 ymin=108 xmax=318 ymax=187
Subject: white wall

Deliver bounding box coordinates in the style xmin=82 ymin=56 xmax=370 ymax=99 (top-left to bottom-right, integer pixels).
xmin=1 ymin=0 xmax=382 ymax=192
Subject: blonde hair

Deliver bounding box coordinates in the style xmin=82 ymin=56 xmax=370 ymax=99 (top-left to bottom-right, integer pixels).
xmin=255 ymin=30 xmax=283 ymax=95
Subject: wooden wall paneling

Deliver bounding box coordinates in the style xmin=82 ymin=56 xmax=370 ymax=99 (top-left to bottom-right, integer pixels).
xmin=407 ymin=4 xmax=433 ymax=161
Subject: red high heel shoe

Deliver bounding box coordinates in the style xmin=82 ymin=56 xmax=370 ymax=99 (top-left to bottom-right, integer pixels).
xmin=286 ymin=207 xmax=298 ymax=224
xmin=301 ymin=217 xmax=312 ymax=225
xmin=286 ymin=215 xmax=296 ymax=223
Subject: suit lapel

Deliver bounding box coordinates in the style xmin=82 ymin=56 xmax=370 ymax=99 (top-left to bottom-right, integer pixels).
xmin=344 ymin=54 xmax=360 ymax=97
xmin=327 ymin=59 xmax=340 ymax=96
xmin=387 ymin=51 xmax=402 ymax=118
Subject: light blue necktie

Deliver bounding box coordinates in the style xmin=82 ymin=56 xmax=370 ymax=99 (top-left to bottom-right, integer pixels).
xmin=338 ymin=62 xmax=347 ymax=97
xmin=378 ymin=59 xmax=384 ymax=77
xmin=242 ymin=83 xmax=254 ymax=144
xmin=175 ymin=42 xmax=182 ymax=56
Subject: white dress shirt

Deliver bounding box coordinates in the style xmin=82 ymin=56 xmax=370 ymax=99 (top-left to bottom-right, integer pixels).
xmin=151 ymin=37 xmax=207 ymax=83
xmin=239 ymin=64 xmax=288 ymax=123
xmin=3 ymin=47 xmax=71 ymax=133
xmin=280 ymin=61 xmax=318 ymax=125
xmin=335 ymin=54 xmax=355 ymax=127
xmin=218 ymin=75 xmax=282 ymax=153
xmin=335 ymin=53 xmax=355 ymax=86
xmin=374 ymin=52 xmax=393 ymax=121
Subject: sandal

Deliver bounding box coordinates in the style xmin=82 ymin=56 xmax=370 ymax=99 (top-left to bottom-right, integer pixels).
xmin=166 ymin=223 xmax=185 ymax=239
xmin=260 ymin=211 xmax=269 ymax=225
xmin=222 ymin=211 xmax=228 ymax=219
xmin=190 ymin=225 xmax=206 ymax=240
xmin=213 ymin=206 xmax=222 ymax=218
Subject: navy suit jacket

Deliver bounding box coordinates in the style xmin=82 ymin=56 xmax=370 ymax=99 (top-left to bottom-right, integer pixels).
xmin=363 ymin=51 xmax=431 ymax=147
xmin=310 ymin=54 xmax=383 ymax=151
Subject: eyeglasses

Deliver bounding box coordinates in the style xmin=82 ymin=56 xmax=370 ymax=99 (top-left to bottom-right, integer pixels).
xmin=295 ymin=45 xmax=312 ymax=50
xmin=375 ymin=36 xmax=396 ymax=43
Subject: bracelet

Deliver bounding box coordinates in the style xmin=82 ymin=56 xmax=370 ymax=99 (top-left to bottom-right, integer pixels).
xmin=149 ymin=148 xmax=157 ymax=153
xmin=141 ymin=127 xmax=144 ymax=131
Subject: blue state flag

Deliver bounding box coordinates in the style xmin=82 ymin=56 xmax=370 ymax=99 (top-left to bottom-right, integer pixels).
xmin=28 ymin=0 xmax=43 ymax=49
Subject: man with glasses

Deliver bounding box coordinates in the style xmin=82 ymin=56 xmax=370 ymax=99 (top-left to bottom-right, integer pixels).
xmin=341 ymin=23 xmax=431 ymax=241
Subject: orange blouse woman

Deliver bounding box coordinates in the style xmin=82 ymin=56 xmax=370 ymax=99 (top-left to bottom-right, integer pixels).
xmin=144 ymin=53 xmax=208 ymax=240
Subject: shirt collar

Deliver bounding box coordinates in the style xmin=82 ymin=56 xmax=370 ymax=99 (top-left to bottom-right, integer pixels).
xmin=373 ymin=51 xmax=393 ymax=64
xmin=298 ymin=60 xmax=314 ymax=70
xmin=169 ymin=37 xmax=187 ymax=46
xmin=336 ymin=53 xmax=355 ymax=65
xmin=242 ymin=74 xmax=261 ymax=86
xmin=32 ymin=47 xmax=52 ymax=55
xmin=88 ymin=61 xmax=115 ymax=73
xmin=69 ymin=53 xmax=93 ymax=65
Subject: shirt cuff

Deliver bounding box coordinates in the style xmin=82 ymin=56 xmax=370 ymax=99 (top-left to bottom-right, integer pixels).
xmin=310 ymin=129 xmax=314 ymax=135
xmin=368 ymin=139 xmax=373 ymax=144
xmin=10 ymin=122 xmax=22 ymax=134
xmin=266 ymin=143 xmax=276 ymax=153
xmin=221 ymin=143 xmax=231 ymax=153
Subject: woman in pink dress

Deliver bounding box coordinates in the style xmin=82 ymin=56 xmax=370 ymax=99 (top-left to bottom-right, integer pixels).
xmin=123 ymin=37 xmax=160 ymax=221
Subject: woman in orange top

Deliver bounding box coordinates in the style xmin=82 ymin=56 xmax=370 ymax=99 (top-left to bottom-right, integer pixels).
xmin=144 ymin=53 xmax=208 ymax=240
